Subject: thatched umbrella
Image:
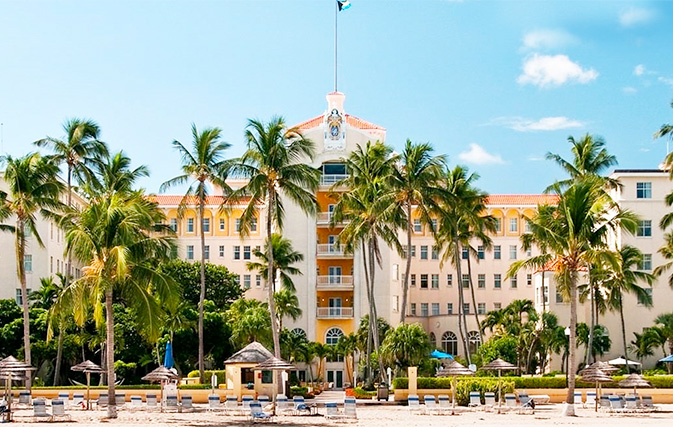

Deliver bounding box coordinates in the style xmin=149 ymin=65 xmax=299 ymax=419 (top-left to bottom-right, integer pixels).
xmin=0 ymin=356 xmax=35 ymax=422
xmin=481 ymin=358 xmax=518 ymax=410
xmin=580 ymin=367 xmax=614 ymax=412
xmin=586 ymin=361 xmax=619 ymax=374
xmin=618 ymin=373 xmax=651 ymax=396
xmin=142 ymin=366 xmax=179 ymax=412
xmin=71 ymin=360 xmax=104 ymax=410
xmin=254 ymin=356 xmax=296 ymax=415
xmin=436 ymin=360 xmax=474 ymax=408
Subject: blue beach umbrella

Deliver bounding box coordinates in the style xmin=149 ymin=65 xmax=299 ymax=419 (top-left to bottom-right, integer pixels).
xmin=660 ymin=354 xmax=673 ymax=363
xmin=431 ymin=349 xmax=454 ymax=359
xmin=163 ymin=342 xmax=174 ymax=369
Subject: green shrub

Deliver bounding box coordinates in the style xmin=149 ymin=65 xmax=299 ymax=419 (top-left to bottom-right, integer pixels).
xmin=392 ymin=377 xmax=408 ymax=389
xmin=186 ymin=370 xmax=227 ymax=385
xmin=352 ymin=387 xmax=376 ymax=399
xmin=178 ymin=384 xmax=212 ymax=390
xmin=289 ymin=386 xmax=314 ymax=399
xmin=455 ymin=378 xmax=514 ymax=406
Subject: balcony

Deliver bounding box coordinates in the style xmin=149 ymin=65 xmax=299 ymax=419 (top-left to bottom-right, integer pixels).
xmin=316 ymin=275 xmax=354 ymax=291
xmin=316 ymin=212 xmax=348 ymax=227
xmin=316 ymin=307 xmax=354 ymax=319
xmin=320 ymin=174 xmax=349 ymax=186
xmin=316 ymin=244 xmax=352 ymax=258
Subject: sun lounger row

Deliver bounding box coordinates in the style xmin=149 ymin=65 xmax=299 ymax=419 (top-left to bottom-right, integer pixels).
xmin=408 ymin=392 xmax=534 ymax=414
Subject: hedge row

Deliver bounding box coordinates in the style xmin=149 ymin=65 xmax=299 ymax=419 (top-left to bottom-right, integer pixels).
xmin=186 ymin=370 xmax=227 ymax=385
xmin=393 ymin=375 xmax=673 ymax=390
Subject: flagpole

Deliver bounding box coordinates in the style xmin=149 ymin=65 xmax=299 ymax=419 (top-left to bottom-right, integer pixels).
xmin=334 ymin=0 xmax=338 ymax=92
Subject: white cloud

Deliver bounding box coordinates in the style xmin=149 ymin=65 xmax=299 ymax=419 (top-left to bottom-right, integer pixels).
xmin=517 ymin=54 xmax=598 ymax=88
xmin=458 ymin=144 xmax=504 ymax=165
xmin=659 ymin=77 xmax=673 ymax=88
xmin=521 ymin=29 xmax=577 ymax=51
xmin=527 ymin=155 xmax=545 ymax=162
xmin=634 ymin=64 xmax=646 ymax=76
xmin=619 ymin=7 xmax=655 ymax=27
xmin=622 ymin=86 xmax=638 ymax=94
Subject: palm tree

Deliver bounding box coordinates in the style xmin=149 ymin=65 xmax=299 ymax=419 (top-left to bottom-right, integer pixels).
xmin=653 ymin=313 xmax=673 ymax=356
xmin=226 ymin=299 xmax=272 ymax=347
xmin=630 ymin=331 xmax=656 ymax=365
xmin=34 ymin=273 xmax=69 ymax=385
xmin=0 ymin=153 xmax=65 ymax=385
xmin=337 ymin=333 xmax=358 ymax=385
xmin=312 ymin=342 xmax=331 ymax=384
xmin=508 ymin=178 xmax=637 ymax=416
xmin=247 ymin=233 xmax=304 ymax=291
xmin=654 ymin=99 xmax=673 ymax=155
xmin=54 ymin=154 xmax=176 ymax=418
xmin=604 ymin=245 xmax=654 ymax=372
xmin=389 ymin=140 xmax=445 ymax=323
xmin=30 ymin=275 xmax=66 ymax=309
xmin=160 ymin=124 xmax=230 ymax=382
xmin=330 ymin=141 xmax=403 ymax=383
xmin=273 ymin=289 xmax=302 ymax=331
xmin=229 ymin=116 xmax=320 ymax=368
xmin=380 ymin=323 xmax=432 ymax=376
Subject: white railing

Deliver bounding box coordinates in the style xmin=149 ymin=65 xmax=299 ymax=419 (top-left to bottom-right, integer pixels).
xmin=316 ymin=244 xmax=349 ymax=256
xmin=316 ymin=307 xmax=354 ymax=318
xmin=320 ymin=174 xmax=349 ymax=185
xmin=316 ymin=212 xmax=334 ymax=224
xmin=316 ymin=275 xmax=353 ymax=286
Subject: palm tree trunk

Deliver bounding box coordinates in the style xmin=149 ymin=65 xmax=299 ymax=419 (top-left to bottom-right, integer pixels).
xmin=53 ymin=329 xmax=64 ymax=386
xmin=586 ymin=283 xmax=595 ymax=366
xmin=56 ymin=165 xmax=72 ymax=387
xmin=105 ymin=289 xmax=117 ymax=418
xmin=266 ymin=190 xmax=282 ymax=394
xmin=542 ymin=271 xmax=546 ymax=313
xmin=466 ymin=254 xmax=482 ymax=342
xmin=565 ymin=270 xmax=578 ymax=416
xmin=16 ymin=219 xmax=31 ymax=388
xmin=399 ymin=204 xmax=413 ymax=323
xmin=618 ymin=293 xmax=630 ymax=374
xmin=454 ymin=242 xmax=470 ymax=363
xmin=368 ymin=238 xmax=386 ymax=382
xmin=198 ymin=187 xmax=206 ymax=382
xmin=362 ymin=245 xmax=373 ymax=385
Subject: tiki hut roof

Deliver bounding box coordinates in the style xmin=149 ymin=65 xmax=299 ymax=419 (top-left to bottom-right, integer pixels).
xmin=255 ymin=357 xmax=296 ymax=371
xmin=224 ymin=341 xmax=274 ymax=364
xmin=142 ymin=366 xmax=179 ymax=383
xmin=436 ymin=360 xmax=474 ymax=377
xmin=0 ymin=356 xmax=34 ymax=372
xmin=71 ymin=360 xmax=104 ymax=373
xmin=481 ymin=358 xmax=518 ymax=371
xmin=618 ymin=374 xmax=651 ymax=388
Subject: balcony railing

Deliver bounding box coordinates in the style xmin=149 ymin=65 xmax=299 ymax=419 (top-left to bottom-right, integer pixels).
xmin=316 ymin=244 xmax=351 ymax=257
xmin=316 ymin=307 xmax=354 ymax=318
xmin=316 ymin=275 xmax=354 ymax=290
xmin=320 ymin=174 xmax=349 ymax=185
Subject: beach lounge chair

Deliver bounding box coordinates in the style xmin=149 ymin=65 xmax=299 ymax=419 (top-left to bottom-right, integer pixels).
xmin=224 ymin=395 xmax=239 ymax=414
xmin=504 ymin=393 xmax=517 ymax=411
xmin=276 ymin=395 xmax=293 ymax=415
xmin=641 ymin=395 xmax=656 ymax=412
xmin=424 ymin=395 xmax=439 ymax=414
xmin=325 ymin=402 xmax=344 ymax=421
xmin=585 ymin=391 xmax=596 ymax=408
xmin=249 ymin=401 xmax=273 ymax=423
xmin=73 ymin=393 xmax=84 ymax=409
xmin=208 ymin=394 xmax=221 ymax=412
xmin=624 ymin=395 xmax=638 ymax=412
xmin=242 ymin=395 xmax=254 ymax=412
xmin=18 ymin=391 xmax=31 ymax=406
xmin=51 ymin=399 xmax=72 ymax=421
xmin=146 ymin=394 xmax=158 ymax=411
xmin=407 ymin=394 xmax=422 ymax=413
xmin=97 ymin=393 xmax=108 ymax=408
xmin=573 ymin=392 xmax=583 ymax=406
xmin=518 ymin=392 xmax=534 ymax=413
xmin=484 ymin=392 xmax=496 ymax=410
xmin=258 ymin=395 xmax=270 ymax=405
xmin=344 ymin=397 xmax=357 ymax=420
xmin=437 ymin=395 xmax=451 ymax=414
xmin=468 ymin=391 xmax=481 ymax=408
xmin=165 ymin=394 xmax=179 ymax=411
xmin=32 ymin=399 xmax=51 ymax=421
xmin=57 ymin=393 xmax=69 ymax=406
xmin=181 ymin=395 xmax=193 ymax=412
xmin=608 ymin=395 xmax=625 ymax=413
xmin=599 ymin=395 xmax=610 ymax=411
xmin=115 ymin=393 xmax=126 ymax=407
xmin=130 ymin=395 xmax=142 ymax=410
xmin=293 ymin=396 xmax=310 ymax=415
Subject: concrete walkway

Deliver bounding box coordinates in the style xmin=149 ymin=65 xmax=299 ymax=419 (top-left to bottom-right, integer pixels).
xmin=313 ymin=390 xmax=346 ymax=403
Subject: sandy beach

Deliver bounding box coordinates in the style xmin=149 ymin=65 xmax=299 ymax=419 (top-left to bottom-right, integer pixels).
xmin=6 ymin=403 xmax=673 ymax=426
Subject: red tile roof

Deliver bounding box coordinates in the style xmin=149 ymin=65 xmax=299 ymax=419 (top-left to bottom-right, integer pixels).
xmin=294 ymin=114 xmax=386 ymax=131
xmin=485 ymin=194 xmax=559 ymax=206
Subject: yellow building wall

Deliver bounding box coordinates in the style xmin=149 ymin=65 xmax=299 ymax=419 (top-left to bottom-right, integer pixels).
xmin=317 ymin=192 xmax=338 ymax=210
xmin=316 ymin=259 xmax=353 ymax=275
xmin=316 ymin=290 xmax=354 ymax=307
xmin=315 ymin=319 xmax=355 ymax=343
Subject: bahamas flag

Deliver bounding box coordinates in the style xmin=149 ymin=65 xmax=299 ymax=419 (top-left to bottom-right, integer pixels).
xmin=337 ymin=0 xmax=351 ymax=11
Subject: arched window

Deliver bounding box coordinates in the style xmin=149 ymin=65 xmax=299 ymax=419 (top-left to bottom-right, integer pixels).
xmin=325 ymin=328 xmax=344 ymax=346
xmin=429 ymin=332 xmax=437 ymax=349
xmin=467 ymin=331 xmax=481 ymax=354
xmin=291 ymin=328 xmax=306 ymax=339
xmin=441 ymin=331 xmax=458 ymax=356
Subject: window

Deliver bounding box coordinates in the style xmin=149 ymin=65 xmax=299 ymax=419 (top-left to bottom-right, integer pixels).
xmin=509 ymin=245 xmax=517 ymax=260
xmin=22 ymin=254 xmax=32 ymax=273
xmin=234 ymin=246 xmax=241 ymax=260
xmin=235 ymin=218 xmax=241 ymax=233
xmin=187 ymin=218 xmax=194 ymax=233
xmin=524 ymin=220 xmax=532 ymax=233
xmin=637 ymin=220 xmax=652 ymax=237
xmin=431 ymin=274 xmax=439 ymax=289
xmin=477 ymin=303 xmax=486 ymax=314
xmin=170 ymin=218 xmax=178 ymax=232
xmin=219 ymin=218 xmax=225 ymax=231
xmin=420 ymin=245 xmax=428 ymax=260
xmin=410 ymin=303 xmax=417 ymax=316
xmin=204 ymin=245 xmax=210 ymax=260
xmin=413 ymin=219 xmax=422 ymax=232
xmin=494 ymin=218 xmax=502 ymax=232
xmin=393 ymin=264 xmax=399 ymax=280
xmin=636 ymin=182 xmax=652 ymax=199
xmin=431 ymin=219 xmax=438 ymax=231
xmin=243 ymin=246 xmax=251 ymax=260
xmin=256 ymin=275 xmax=261 ymax=288
xmin=219 ymin=245 xmax=225 ymax=257
xmin=429 ymin=332 xmax=436 ymax=348
xmin=187 ymin=246 xmax=194 ymax=260
xmin=463 ymin=303 xmax=470 ymax=314
xmin=510 ymin=275 xmax=517 ymax=288
xmin=325 ymin=328 xmax=344 ymax=345
xmin=446 ymin=274 xmax=453 ymax=287
xmin=411 ymin=274 xmax=416 ymax=287
xmin=203 ymin=218 xmax=210 ymax=233
xmin=250 ymin=218 xmax=257 ymax=232
xmin=15 ymin=288 xmax=31 ymax=306
xmin=50 ymin=256 xmax=53 ymax=274
xmin=477 ymin=246 xmax=485 ymax=260
xmin=526 ymin=247 xmax=532 ymax=257
xmin=462 ymin=274 xmax=469 ymax=288
xmin=432 ymin=246 xmax=439 ymax=260
xmin=494 ymin=245 xmax=501 ymax=260
xmin=420 ymin=274 xmax=428 ymax=289
xmin=638 ymin=288 xmax=653 ymax=305
xmin=261 ymin=370 xmax=273 ymax=384
xmin=494 ymin=274 xmax=502 ymax=288
xmin=556 ymin=290 xmax=565 ymax=303
xmin=393 ymin=295 xmax=399 ymax=312
xmin=447 ymin=303 xmax=453 ymax=314
xmin=478 ymin=274 xmax=485 ymax=288
xmin=243 ymin=274 xmax=251 ymax=289
xmin=467 ymin=331 xmax=481 ymax=353
xmin=494 ymin=302 xmax=502 ymax=310
xmin=411 ymin=246 xmax=416 ymax=257
xmin=640 ymin=254 xmax=652 ymax=271
xmin=441 ymin=331 xmax=458 ymax=355
xmin=527 ymin=274 xmax=532 ymax=286
xmin=421 ymin=303 xmax=429 ymax=317
xmin=509 ymin=217 xmax=518 ymax=232
xmin=432 ymin=303 xmax=440 ymax=316
xmin=236 ymin=275 xmax=241 ymax=287
xmin=461 ymin=247 xmax=468 ymax=259
xmin=56 ymin=259 xmax=60 ymax=273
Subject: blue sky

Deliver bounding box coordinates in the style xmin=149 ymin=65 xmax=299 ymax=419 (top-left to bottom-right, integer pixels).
xmin=1 ymin=0 xmax=672 ymax=194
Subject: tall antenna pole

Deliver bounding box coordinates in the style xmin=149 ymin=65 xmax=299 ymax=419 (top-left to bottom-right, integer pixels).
xmin=334 ymin=0 xmax=338 ymax=92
